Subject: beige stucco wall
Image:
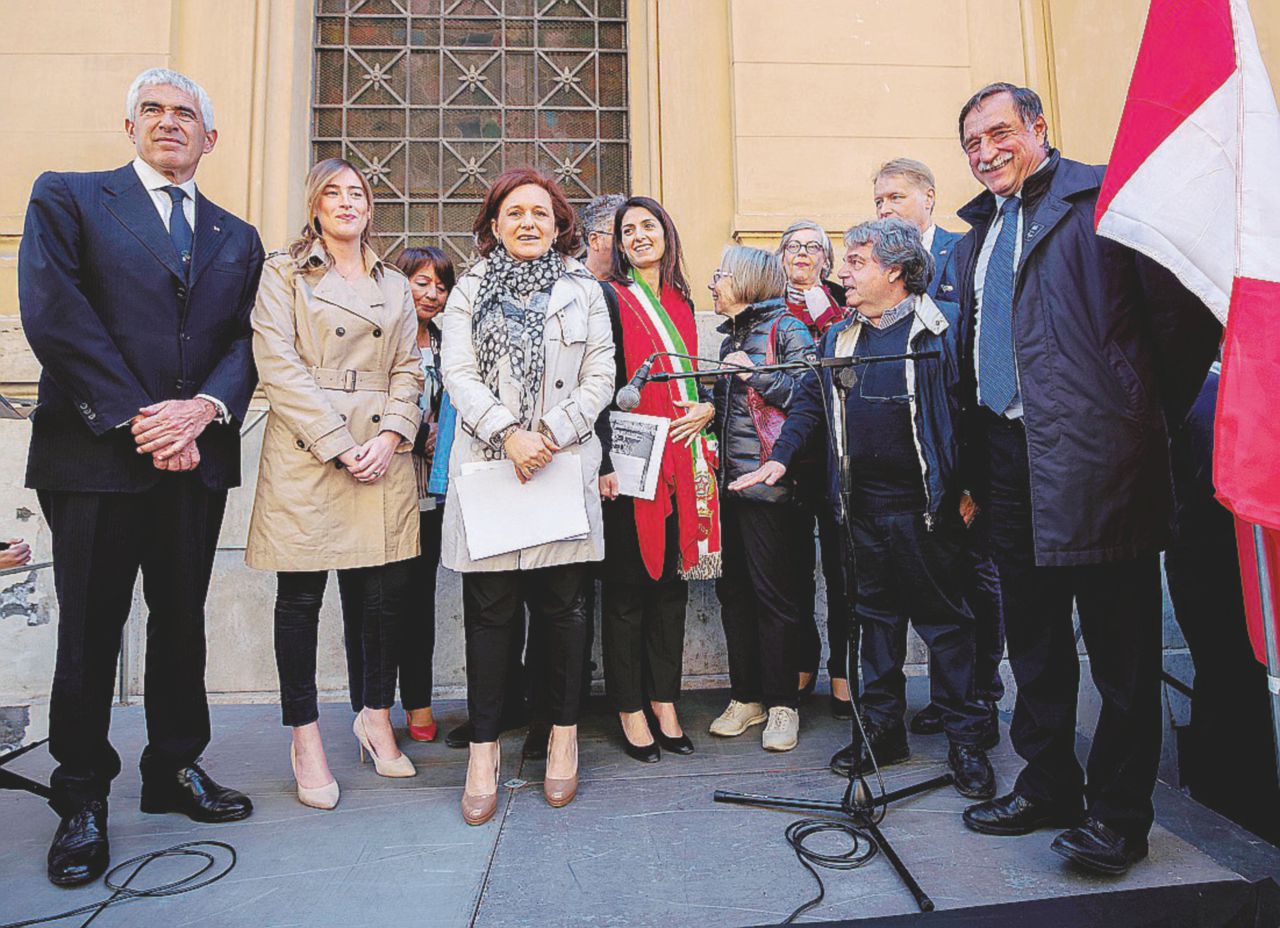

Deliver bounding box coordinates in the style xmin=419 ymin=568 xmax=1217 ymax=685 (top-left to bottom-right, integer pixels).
xmin=2 ymin=1 xmax=1277 ymax=728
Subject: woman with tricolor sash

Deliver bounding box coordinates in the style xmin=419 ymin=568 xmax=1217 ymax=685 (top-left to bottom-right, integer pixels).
xmin=598 ymin=196 xmax=720 ymax=763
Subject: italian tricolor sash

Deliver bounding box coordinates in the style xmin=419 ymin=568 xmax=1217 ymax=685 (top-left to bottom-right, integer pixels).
xmin=614 ymin=272 xmax=722 ymax=581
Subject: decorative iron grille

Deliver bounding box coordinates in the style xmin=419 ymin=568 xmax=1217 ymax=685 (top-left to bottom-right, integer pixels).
xmin=312 ymin=0 xmax=630 ymax=266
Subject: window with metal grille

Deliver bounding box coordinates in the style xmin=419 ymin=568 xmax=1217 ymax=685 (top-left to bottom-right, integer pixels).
xmin=313 ymin=0 xmax=630 ymax=267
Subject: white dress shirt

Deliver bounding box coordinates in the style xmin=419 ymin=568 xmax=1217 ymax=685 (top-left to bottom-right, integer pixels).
xmin=972 ymin=156 xmax=1050 ymax=420
xmin=129 ymin=157 xmax=230 ymax=424
xmin=922 ymin=223 xmax=936 ymax=252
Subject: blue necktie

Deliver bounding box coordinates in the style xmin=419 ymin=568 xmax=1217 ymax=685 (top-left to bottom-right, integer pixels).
xmin=163 ymin=185 xmax=193 ymax=272
xmin=979 ymin=196 xmax=1021 ymax=415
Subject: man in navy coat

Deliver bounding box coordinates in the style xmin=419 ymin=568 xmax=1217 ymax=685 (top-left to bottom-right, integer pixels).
xmin=873 ymin=158 xmax=1005 ymax=748
xmin=19 ymin=67 xmax=264 ymax=886
xmin=952 ymin=83 xmax=1219 ymax=874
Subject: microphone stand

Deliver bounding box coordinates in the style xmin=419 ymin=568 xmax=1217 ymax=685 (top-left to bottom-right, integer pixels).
xmin=0 ymin=738 xmax=51 ymax=801
xmin=646 ymin=349 xmax=950 ymax=913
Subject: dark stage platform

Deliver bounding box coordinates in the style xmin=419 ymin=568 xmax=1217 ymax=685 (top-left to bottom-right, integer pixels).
xmin=2 ymin=684 xmax=1277 ymax=927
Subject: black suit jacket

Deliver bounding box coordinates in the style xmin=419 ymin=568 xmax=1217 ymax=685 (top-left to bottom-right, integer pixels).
xmin=19 ymin=163 xmax=264 ymax=492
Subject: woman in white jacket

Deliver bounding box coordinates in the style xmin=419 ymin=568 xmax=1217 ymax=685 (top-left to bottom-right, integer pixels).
xmin=440 ymin=167 xmax=614 ymax=825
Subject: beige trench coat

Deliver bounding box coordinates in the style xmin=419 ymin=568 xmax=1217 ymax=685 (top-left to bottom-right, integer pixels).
xmin=439 ymin=256 xmax=615 ymax=572
xmin=246 ymin=243 xmax=424 ymax=571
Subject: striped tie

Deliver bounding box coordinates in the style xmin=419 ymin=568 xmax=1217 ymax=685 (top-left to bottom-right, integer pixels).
xmin=979 ymin=196 xmax=1022 ymax=415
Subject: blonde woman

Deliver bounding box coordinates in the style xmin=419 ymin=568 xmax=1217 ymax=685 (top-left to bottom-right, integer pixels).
xmin=247 ymin=158 xmax=424 ymax=809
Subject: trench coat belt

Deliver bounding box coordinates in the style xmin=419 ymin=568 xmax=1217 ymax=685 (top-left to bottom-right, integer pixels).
xmin=309 ymin=367 xmax=391 ymax=392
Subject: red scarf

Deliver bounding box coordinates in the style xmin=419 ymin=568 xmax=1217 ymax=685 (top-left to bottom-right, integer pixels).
xmin=612 ymin=280 xmax=722 ymax=581
xmin=785 ymin=282 xmax=846 ymax=336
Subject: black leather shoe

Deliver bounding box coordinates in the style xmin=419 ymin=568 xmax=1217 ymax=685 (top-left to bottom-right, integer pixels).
xmin=140 ymin=764 xmax=252 ymax=823
xmin=522 ymin=722 xmax=551 ymax=760
xmin=908 ymin=702 xmax=946 ymax=735
xmin=963 ymin=791 xmax=1084 ymax=836
xmin=830 ymin=695 xmax=854 ymax=721
xmin=1051 ymin=819 xmax=1149 ymax=875
xmin=444 ymin=720 xmax=474 ymax=749
xmin=798 ymin=671 xmax=818 ymax=704
xmin=654 ymin=729 xmax=694 ymax=755
xmin=622 ymin=733 xmax=661 ymax=763
xmin=948 ymin=743 xmax=996 ymax=800
xmin=48 ymin=801 xmax=109 ymax=887
xmin=830 ymin=720 xmax=909 ymax=777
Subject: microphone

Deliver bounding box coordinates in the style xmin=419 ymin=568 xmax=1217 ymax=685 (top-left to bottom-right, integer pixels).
xmin=616 ymin=356 xmax=656 ymax=411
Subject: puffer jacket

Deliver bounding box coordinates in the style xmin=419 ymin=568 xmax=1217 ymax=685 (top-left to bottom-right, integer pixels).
xmin=711 ymin=297 xmax=817 ymax=503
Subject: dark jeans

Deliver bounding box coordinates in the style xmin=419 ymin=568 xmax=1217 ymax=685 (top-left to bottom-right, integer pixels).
xmin=795 ymin=462 xmax=855 ymax=682
xmin=850 ymin=510 xmax=989 ymax=744
xmin=39 ymin=478 xmax=226 ymax=815
xmin=274 ymin=560 xmax=413 ymax=727
xmin=981 ymin=412 xmax=1163 ymax=840
xmin=399 ymin=505 xmax=444 ymax=710
xmin=463 ymin=564 xmax=588 ymax=742
xmin=601 ymin=577 xmax=688 ymax=712
xmin=716 ymin=498 xmax=809 ymax=710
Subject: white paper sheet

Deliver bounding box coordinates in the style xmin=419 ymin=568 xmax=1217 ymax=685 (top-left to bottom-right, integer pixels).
xmin=454 ymin=452 xmax=590 ymax=560
xmin=607 ymin=411 xmax=669 ymax=501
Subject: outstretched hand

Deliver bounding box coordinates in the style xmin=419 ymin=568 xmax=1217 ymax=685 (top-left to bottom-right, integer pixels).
xmin=728 ymin=460 xmax=787 ymax=492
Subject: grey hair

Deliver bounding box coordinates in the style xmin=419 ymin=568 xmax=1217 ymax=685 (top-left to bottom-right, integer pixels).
xmin=873 ymin=157 xmax=936 ymax=193
xmin=957 ymin=81 xmax=1049 ymax=151
xmin=720 ymin=244 xmax=786 ymax=306
xmin=126 ymin=68 xmax=215 ymax=132
xmin=843 ymin=218 xmax=933 ymax=296
xmin=579 ymin=193 xmax=626 ymax=235
xmin=777 ymin=220 xmax=834 ymax=276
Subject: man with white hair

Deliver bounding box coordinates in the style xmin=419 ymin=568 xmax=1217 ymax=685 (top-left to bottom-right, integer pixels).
xmin=19 ymin=67 xmax=264 ymax=886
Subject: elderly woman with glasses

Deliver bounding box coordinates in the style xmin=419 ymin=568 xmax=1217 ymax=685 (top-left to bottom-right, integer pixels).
xmin=705 ymin=245 xmax=818 ymax=753
xmin=776 ymin=221 xmax=855 ymax=719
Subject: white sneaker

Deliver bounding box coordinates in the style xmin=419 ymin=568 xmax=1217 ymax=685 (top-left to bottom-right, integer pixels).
xmin=709 ymin=700 xmax=767 ymax=737
xmin=761 ymin=706 xmax=799 ymax=752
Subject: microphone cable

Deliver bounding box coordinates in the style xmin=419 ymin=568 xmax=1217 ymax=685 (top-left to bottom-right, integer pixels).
xmin=0 ymin=840 xmax=237 ymax=928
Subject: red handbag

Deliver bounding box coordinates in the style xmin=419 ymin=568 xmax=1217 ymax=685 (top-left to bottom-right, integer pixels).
xmin=745 ymin=318 xmax=787 ymax=464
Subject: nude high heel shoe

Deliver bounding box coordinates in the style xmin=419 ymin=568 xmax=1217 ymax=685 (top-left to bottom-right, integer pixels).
xmin=291 ymin=744 xmax=340 ymax=810
xmin=461 ymin=743 xmax=501 ymax=826
xmin=543 ymin=728 xmax=579 ymax=809
xmin=353 ymin=711 xmax=416 ymax=778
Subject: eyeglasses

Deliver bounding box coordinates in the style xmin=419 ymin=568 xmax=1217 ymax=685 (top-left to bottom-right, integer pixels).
xmin=589 ymin=228 xmax=614 ymax=238
xmin=783 ymin=241 xmax=826 ymax=257
xmin=711 ymin=270 xmax=734 ymax=284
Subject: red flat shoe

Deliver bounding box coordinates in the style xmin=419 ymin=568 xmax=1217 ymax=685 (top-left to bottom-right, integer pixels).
xmin=406 ymin=714 xmax=437 ymax=743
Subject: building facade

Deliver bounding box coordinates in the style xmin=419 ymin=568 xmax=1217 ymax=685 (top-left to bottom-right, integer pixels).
xmin=2 ymin=0 xmax=1277 ymax=727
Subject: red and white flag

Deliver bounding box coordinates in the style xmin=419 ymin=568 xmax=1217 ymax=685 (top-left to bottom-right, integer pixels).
xmin=1096 ymin=0 xmax=1280 ymax=665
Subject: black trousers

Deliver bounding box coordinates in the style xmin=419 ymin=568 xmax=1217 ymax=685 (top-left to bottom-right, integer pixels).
xmin=601 ymin=577 xmax=688 ymax=712
xmin=794 ymin=463 xmax=855 ymax=682
xmin=716 ymin=498 xmax=809 ymax=710
xmin=463 ymin=564 xmax=588 ymax=742
xmin=850 ymin=510 xmax=989 ymax=744
xmin=967 ymin=522 xmax=1007 ymax=703
xmin=399 ymin=506 xmax=444 ymax=711
xmin=39 ymin=478 xmax=226 ymax=815
xmin=981 ymin=412 xmax=1164 ymax=840
xmin=273 ymin=560 xmax=413 ymax=727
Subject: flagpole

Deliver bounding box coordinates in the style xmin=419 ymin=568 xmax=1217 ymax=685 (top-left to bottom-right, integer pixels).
xmin=1251 ymin=524 xmax=1280 ymax=786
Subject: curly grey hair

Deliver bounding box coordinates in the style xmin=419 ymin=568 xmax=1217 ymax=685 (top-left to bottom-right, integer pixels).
xmin=579 ymin=193 xmax=627 ymax=235
xmin=843 ymin=218 xmax=934 ymax=296
xmin=126 ymin=67 xmax=215 ymax=133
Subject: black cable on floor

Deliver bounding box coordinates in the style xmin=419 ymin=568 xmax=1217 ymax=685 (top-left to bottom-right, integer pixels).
xmin=780 ymin=817 xmax=878 ymax=924
xmin=0 ymin=840 xmax=237 ymax=928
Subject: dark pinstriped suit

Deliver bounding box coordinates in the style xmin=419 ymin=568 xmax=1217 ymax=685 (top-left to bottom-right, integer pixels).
xmin=19 ymin=163 xmax=263 ymax=812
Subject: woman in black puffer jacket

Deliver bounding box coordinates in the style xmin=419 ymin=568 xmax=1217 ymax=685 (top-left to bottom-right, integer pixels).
xmin=706 ymin=245 xmax=818 ymax=753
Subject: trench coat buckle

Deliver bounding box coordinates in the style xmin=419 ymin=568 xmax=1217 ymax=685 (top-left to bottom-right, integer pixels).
xmin=343 ymin=369 xmax=358 ymax=392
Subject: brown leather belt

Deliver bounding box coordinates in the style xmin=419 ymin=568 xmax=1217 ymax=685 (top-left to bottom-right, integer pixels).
xmin=310 ymin=367 xmax=390 ymax=392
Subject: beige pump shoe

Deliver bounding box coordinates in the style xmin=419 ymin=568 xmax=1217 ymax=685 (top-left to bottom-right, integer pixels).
xmin=462 ymin=743 xmax=501 ymax=826
xmin=353 ymin=711 xmax=416 ymax=778
xmin=290 ymin=744 xmax=340 ymax=810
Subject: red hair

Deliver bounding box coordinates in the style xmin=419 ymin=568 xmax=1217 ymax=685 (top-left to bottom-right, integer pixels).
xmin=473 ymin=167 xmax=580 ymax=257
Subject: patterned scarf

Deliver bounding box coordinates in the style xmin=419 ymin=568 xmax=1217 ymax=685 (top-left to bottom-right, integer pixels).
xmin=470 ymin=244 xmax=565 ymax=458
